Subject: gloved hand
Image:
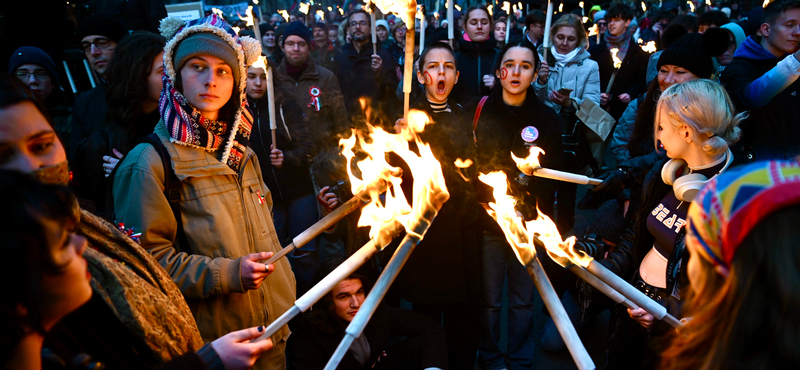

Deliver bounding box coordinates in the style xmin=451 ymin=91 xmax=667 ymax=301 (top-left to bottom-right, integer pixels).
xmin=574 ymin=240 xmax=607 ymax=260
xmin=591 ymin=169 xmax=629 ymax=197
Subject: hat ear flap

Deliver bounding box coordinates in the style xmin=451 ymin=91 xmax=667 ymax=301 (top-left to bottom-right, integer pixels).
xmin=160 ymin=17 xmax=186 ymax=40
xmin=239 ymin=36 xmax=262 ymax=66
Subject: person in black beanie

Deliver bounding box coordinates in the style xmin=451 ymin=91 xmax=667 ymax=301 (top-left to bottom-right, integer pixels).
xmin=260 ymin=23 xmax=279 ymax=60
xmin=8 ymin=46 xmax=72 ymax=150
xmin=311 ymin=22 xmax=341 ymax=71
xmin=69 ymin=13 xmax=128 ymax=216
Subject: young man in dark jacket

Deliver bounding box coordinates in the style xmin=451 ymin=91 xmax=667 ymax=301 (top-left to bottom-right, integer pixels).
xmin=719 ymin=0 xmax=800 ymax=160
xmin=334 ymin=10 xmax=399 ymax=129
xmin=588 ymin=2 xmax=649 ymax=120
xmin=310 ymin=22 xmax=341 ymax=72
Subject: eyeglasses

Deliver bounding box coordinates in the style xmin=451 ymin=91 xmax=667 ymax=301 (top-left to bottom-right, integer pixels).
xmin=80 ymin=38 xmax=113 ymax=54
xmin=15 ymin=70 xmax=50 ymax=81
xmin=350 ymin=21 xmax=368 ymax=28
xmin=596 ymin=22 xmax=608 ymax=27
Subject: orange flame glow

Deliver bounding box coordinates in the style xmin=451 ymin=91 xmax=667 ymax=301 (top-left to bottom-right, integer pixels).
xmin=588 ymin=24 xmax=598 ymax=36
xmin=370 ymin=0 xmax=417 ymax=24
xmin=251 ymin=55 xmax=268 ymax=73
xmin=279 ymin=9 xmax=290 ymax=21
xmin=610 ymin=48 xmax=622 ymax=69
xmin=479 ymin=149 xmax=598 ymax=268
xmin=339 ymin=110 xmax=449 ymax=241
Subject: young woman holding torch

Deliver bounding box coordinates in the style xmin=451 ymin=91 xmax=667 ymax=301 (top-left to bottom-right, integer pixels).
xmin=599 ymin=79 xmax=746 ymax=370
xmin=468 ymin=41 xmax=564 ymax=370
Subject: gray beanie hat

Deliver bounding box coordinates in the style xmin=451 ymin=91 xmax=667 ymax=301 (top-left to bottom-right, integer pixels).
xmin=173 ymin=32 xmax=241 ymax=84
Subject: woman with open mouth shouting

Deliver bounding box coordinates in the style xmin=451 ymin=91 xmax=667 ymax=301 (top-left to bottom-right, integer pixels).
xmin=468 ymin=41 xmax=564 ymax=370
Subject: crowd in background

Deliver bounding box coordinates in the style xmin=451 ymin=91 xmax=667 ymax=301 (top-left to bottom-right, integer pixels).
xmin=2 ymin=0 xmax=800 ymax=369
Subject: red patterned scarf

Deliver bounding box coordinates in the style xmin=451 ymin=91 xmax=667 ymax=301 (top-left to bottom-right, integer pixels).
xmin=159 ymin=75 xmax=252 ymax=172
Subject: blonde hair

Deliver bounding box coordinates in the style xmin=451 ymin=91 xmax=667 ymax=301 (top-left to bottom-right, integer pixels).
xmin=549 ymin=14 xmax=588 ymax=50
xmin=655 ymin=79 xmax=746 ymax=155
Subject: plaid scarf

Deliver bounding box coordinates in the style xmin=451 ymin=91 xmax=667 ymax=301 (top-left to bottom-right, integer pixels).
xmin=604 ymin=28 xmax=631 ymax=60
xmin=159 ymin=75 xmax=252 ymax=173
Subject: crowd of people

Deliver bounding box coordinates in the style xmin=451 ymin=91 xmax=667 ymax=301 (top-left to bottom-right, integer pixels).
xmin=2 ymin=0 xmax=800 ymax=369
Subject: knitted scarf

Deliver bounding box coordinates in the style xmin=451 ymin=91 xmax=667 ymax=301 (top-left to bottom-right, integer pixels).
xmin=78 ymin=210 xmax=204 ymax=361
xmin=159 ymin=74 xmax=253 ymax=173
xmin=604 ymin=28 xmax=631 ymax=60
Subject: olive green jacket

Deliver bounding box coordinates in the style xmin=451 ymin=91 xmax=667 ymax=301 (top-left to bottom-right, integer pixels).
xmin=113 ymin=122 xmax=296 ymax=369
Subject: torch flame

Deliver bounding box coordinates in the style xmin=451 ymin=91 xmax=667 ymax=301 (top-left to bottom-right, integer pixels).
xmin=339 ymin=7 xmax=345 ymax=15
xmin=582 ymin=16 xmax=589 ymax=23
xmin=317 ymin=9 xmax=325 ymax=20
xmin=502 ymin=1 xmax=511 ymax=15
xmin=588 ymin=24 xmax=598 ymax=36
xmin=454 ymin=158 xmax=473 ymax=168
xmin=251 ymin=55 xmax=268 ymax=74
xmin=640 ymin=40 xmax=656 ymax=53
xmin=253 ymin=0 xmax=259 ymax=4
xmin=705 ymin=0 xmax=712 ymax=6
xmin=642 ymin=2 xmax=647 ymax=11
xmin=211 ymin=7 xmax=224 ymax=18
xmin=488 ymin=4 xmax=494 ymax=15
xmin=478 ymin=148 xmax=597 ymax=269
xmin=610 ymin=48 xmax=622 ymax=69
xmin=299 ymin=2 xmax=310 ymax=14
xmin=764 ymin=0 xmax=770 ymax=7
xmin=241 ymin=6 xmax=255 ymax=27
xmin=328 ymin=6 xmax=333 ymax=11
xmin=455 ymin=4 xmax=461 ymax=11
xmin=232 ymin=26 xmax=241 ymax=34
xmin=339 ymin=109 xmax=449 ymax=241
xmin=687 ymin=0 xmax=695 ymax=12
xmin=279 ymin=9 xmax=290 ymax=21
xmin=559 ymin=3 xmax=564 ymax=12
xmin=580 ymin=1 xmax=584 ymax=8
xmin=371 ymin=0 xmax=417 ymax=24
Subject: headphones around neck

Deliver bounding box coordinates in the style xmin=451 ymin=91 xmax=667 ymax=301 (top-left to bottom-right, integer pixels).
xmin=661 ymin=148 xmax=734 ymax=202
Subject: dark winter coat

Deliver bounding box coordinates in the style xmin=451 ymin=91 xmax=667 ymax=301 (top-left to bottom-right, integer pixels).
xmin=247 ymin=94 xmax=315 ymax=204
xmin=286 ymin=304 xmax=449 ymax=370
xmin=310 ymin=41 xmax=341 ymax=72
xmin=394 ymin=96 xmax=481 ymax=305
xmin=467 ymin=85 xmax=564 ymax=233
xmin=334 ymin=40 xmax=399 ymax=127
xmin=451 ymin=37 xmax=499 ymax=106
xmin=275 ymin=59 xmax=350 ymax=152
xmin=588 ymin=37 xmax=649 ymax=119
xmin=69 ymin=84 xmax=109 ymax=213
xmin=719 ymin=36 xmax=800 ymax=160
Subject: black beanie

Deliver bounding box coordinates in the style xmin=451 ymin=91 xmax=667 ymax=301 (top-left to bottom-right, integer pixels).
xmin=587 ymin=199 xmax=625 ymax=244
xmin=657 ymin=29 xmax=728 ymax=79
xmin=312 ymin=22 xmax=329 ymax=33
xmin=8 ymin=47 xmax=61 ymax=86
xmin=260 ymin=23 xmax=275 ymax=36
xmin=282 ymin=21 xmax=312 ymax=46
xmin=77 ymin=14 xmax=128 ymax=43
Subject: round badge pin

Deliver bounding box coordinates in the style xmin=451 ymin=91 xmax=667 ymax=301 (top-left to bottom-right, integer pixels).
xmin=521 ymin=126 xmax=539 ymax=142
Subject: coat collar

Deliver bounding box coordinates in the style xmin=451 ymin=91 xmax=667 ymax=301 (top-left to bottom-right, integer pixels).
xmin=154 ymin=120 xmax=245 ymax=180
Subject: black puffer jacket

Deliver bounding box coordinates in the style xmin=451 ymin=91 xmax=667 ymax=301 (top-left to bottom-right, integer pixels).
xmin=247 ymin=94 xmax=315 ymax=204
xmin=467 ymin=85 xmax=564 ymax=232
xmin=451 ymin=37 xmax=498 ymax=106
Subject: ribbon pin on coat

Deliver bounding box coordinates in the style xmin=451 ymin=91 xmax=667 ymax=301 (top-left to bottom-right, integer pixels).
xmin=308 ymin=86 xmax=322 ymax=111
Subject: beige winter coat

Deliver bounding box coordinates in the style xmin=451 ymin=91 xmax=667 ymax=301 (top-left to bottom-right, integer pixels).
xmin=113 ymin=122 xmax=296 ymax=369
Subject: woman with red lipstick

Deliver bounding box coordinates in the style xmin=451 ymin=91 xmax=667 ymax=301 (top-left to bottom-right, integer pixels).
xmin=469 ymin=41 xmax=564 ymax=370
xmin=451 ymin=6 xmax=499 ymax=106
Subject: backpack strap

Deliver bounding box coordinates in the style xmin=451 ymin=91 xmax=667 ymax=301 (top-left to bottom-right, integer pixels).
xmin=473 ymin=96 xmax=489 ymax=146
xmin=138 ymin=133 xmax=189 ymax=252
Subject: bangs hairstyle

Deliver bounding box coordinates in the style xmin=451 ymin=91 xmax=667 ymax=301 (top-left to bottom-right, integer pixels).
xmin=465 ymin=6 xmax=493 ymax=25
xmin=105 ymin=31 xmax=167 ymax=128
xmin=0 ymin=170 xmax=79 ymax=362
xmin=493 ymin=41 xmax=539 ymax=74
xmin=605 ymin=2 xmax=634 ymax=21
xmin=654 ymin=79 xmax=745 ymax=155
xmin=763 ymin=0 xmax=800 ymax=25
xmin=418 ymin=41 xmax=457 ymax=70
xmin=550 ymin=14 xmax=588 ymax=51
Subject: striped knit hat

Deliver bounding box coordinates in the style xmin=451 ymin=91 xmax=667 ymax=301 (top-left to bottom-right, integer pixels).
xmin=687 ymin=161 xmax=800 ymax=275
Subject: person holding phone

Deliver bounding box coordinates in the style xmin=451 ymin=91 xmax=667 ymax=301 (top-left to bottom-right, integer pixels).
xmin=533 ymin=13 xmax=600 ymax=232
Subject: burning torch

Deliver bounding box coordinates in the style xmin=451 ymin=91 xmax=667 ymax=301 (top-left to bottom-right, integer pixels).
xmin=605 ymin=48 xmax=622 ymax=98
